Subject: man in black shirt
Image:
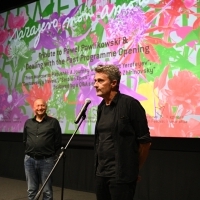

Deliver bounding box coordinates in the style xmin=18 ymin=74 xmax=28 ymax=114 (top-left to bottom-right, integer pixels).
xmin=93 ymin=65 xmax=151 ymax=200
xmin=23 ymin=99 xmax=62 ymax=200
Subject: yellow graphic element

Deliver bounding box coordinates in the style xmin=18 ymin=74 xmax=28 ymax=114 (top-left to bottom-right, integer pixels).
xmin=137 ymin=81 xmax=159 ymax=116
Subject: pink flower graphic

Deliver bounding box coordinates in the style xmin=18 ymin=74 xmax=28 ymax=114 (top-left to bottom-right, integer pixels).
xmin=0 ymin=30 xmax=9 ymax=44
xmin=8 ymin=11 xmax=28 ymax=29
xmin=0 ymin=85 xmax=6 ymax=95
xmin=0 ymin=45 xmax=3 ymax=57
xmin=0 ymin=15 xmax=4 ymax=28
xmin=184 ymin=0 xmax=196 ymax=8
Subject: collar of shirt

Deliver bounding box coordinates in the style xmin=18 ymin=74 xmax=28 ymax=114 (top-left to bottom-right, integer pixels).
xmin=99 ymin=91 xmax=121 ymax=109
xmin=32 ymin=113 xmax=48 ymax=122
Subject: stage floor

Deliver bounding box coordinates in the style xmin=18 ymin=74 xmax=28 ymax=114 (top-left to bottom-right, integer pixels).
xmin=0 ymin=177 xmax=96 ymax=200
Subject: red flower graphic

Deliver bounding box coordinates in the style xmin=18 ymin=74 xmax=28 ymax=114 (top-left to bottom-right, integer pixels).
xmin=150 ymin=65 xmax=200 ymax=137
xmin=165 ymin=70 xmax=200 ymax=114
xmin=22 ymin=78 xmax=52 ymax=109
xmin=148 ymin=103 xmax=200 ymax=138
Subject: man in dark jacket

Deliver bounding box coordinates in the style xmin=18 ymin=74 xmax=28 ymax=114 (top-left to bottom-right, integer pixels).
xmin=93 ymin=65 xmax=151 ymax=200
xmin=23 ymin=98 xmax=62 ymax=200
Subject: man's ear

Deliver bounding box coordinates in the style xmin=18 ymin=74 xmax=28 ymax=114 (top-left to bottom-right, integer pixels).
xmin=111 ymin=80 xmax=117 ymax=88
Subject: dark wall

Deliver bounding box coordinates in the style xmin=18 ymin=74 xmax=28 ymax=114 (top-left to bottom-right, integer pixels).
xmin=1 ymin=133 xmax=200 ymax=200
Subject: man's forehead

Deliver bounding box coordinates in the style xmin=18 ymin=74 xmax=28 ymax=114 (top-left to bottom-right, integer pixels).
xmin=34 ymin=99 xmax=46 ymax=105
xmin=94 ymin=72 xmax=108 ymax=78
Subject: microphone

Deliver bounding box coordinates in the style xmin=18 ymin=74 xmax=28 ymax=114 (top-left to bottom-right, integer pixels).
xmin=74 ymin=98 xmax=91 ymax=124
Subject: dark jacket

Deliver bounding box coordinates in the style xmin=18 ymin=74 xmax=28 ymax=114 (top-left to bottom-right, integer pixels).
xmin=94 ymin=92 xmax=151 ymax=183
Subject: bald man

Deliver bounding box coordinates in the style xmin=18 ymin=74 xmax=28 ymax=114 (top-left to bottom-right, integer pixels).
xmin=23 ymin=99 xmax=62 ymax=200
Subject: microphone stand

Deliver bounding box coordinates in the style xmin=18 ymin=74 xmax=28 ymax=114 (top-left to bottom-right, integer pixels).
xmin=33 ymin=113 xmax=86 ymax=200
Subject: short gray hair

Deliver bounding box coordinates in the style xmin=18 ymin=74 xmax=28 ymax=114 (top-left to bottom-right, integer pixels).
xmin=94 ymin=65 xmax=121 ymax=86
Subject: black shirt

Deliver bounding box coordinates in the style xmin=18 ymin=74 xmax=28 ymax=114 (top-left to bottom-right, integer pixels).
xmin=23 ymin=114 xmax=62 ymax=157
xmin=94 ymin=92 xmax=152 ymax=183
xmin=96 ymin=104 xmax=115 ymax=177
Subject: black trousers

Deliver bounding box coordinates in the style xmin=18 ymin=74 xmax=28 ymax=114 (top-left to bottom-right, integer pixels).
xmin=95 ymin=176 xmax=137 ymax=200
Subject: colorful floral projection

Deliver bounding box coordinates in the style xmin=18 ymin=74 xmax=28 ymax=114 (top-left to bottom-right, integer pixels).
xmin=0 ymin=0 xmax=200 ymax=137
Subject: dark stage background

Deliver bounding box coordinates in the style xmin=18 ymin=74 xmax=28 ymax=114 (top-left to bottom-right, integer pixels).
xmin=1 ymin=1 xmax=200 ymax=200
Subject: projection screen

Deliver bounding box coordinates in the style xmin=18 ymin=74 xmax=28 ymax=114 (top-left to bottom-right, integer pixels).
xmin=0 ymin=0 xmax=200 ymax=137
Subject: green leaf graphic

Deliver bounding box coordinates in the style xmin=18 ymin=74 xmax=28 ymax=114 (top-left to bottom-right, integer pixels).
xmin=42 ymin=2 xmax=55 ymax=17
xmin=176 ymin=30 xmax=199 ymax=47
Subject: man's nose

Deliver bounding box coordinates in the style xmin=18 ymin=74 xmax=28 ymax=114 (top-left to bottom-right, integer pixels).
xmin=94 ymin=82 xmax=98 ymax=87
